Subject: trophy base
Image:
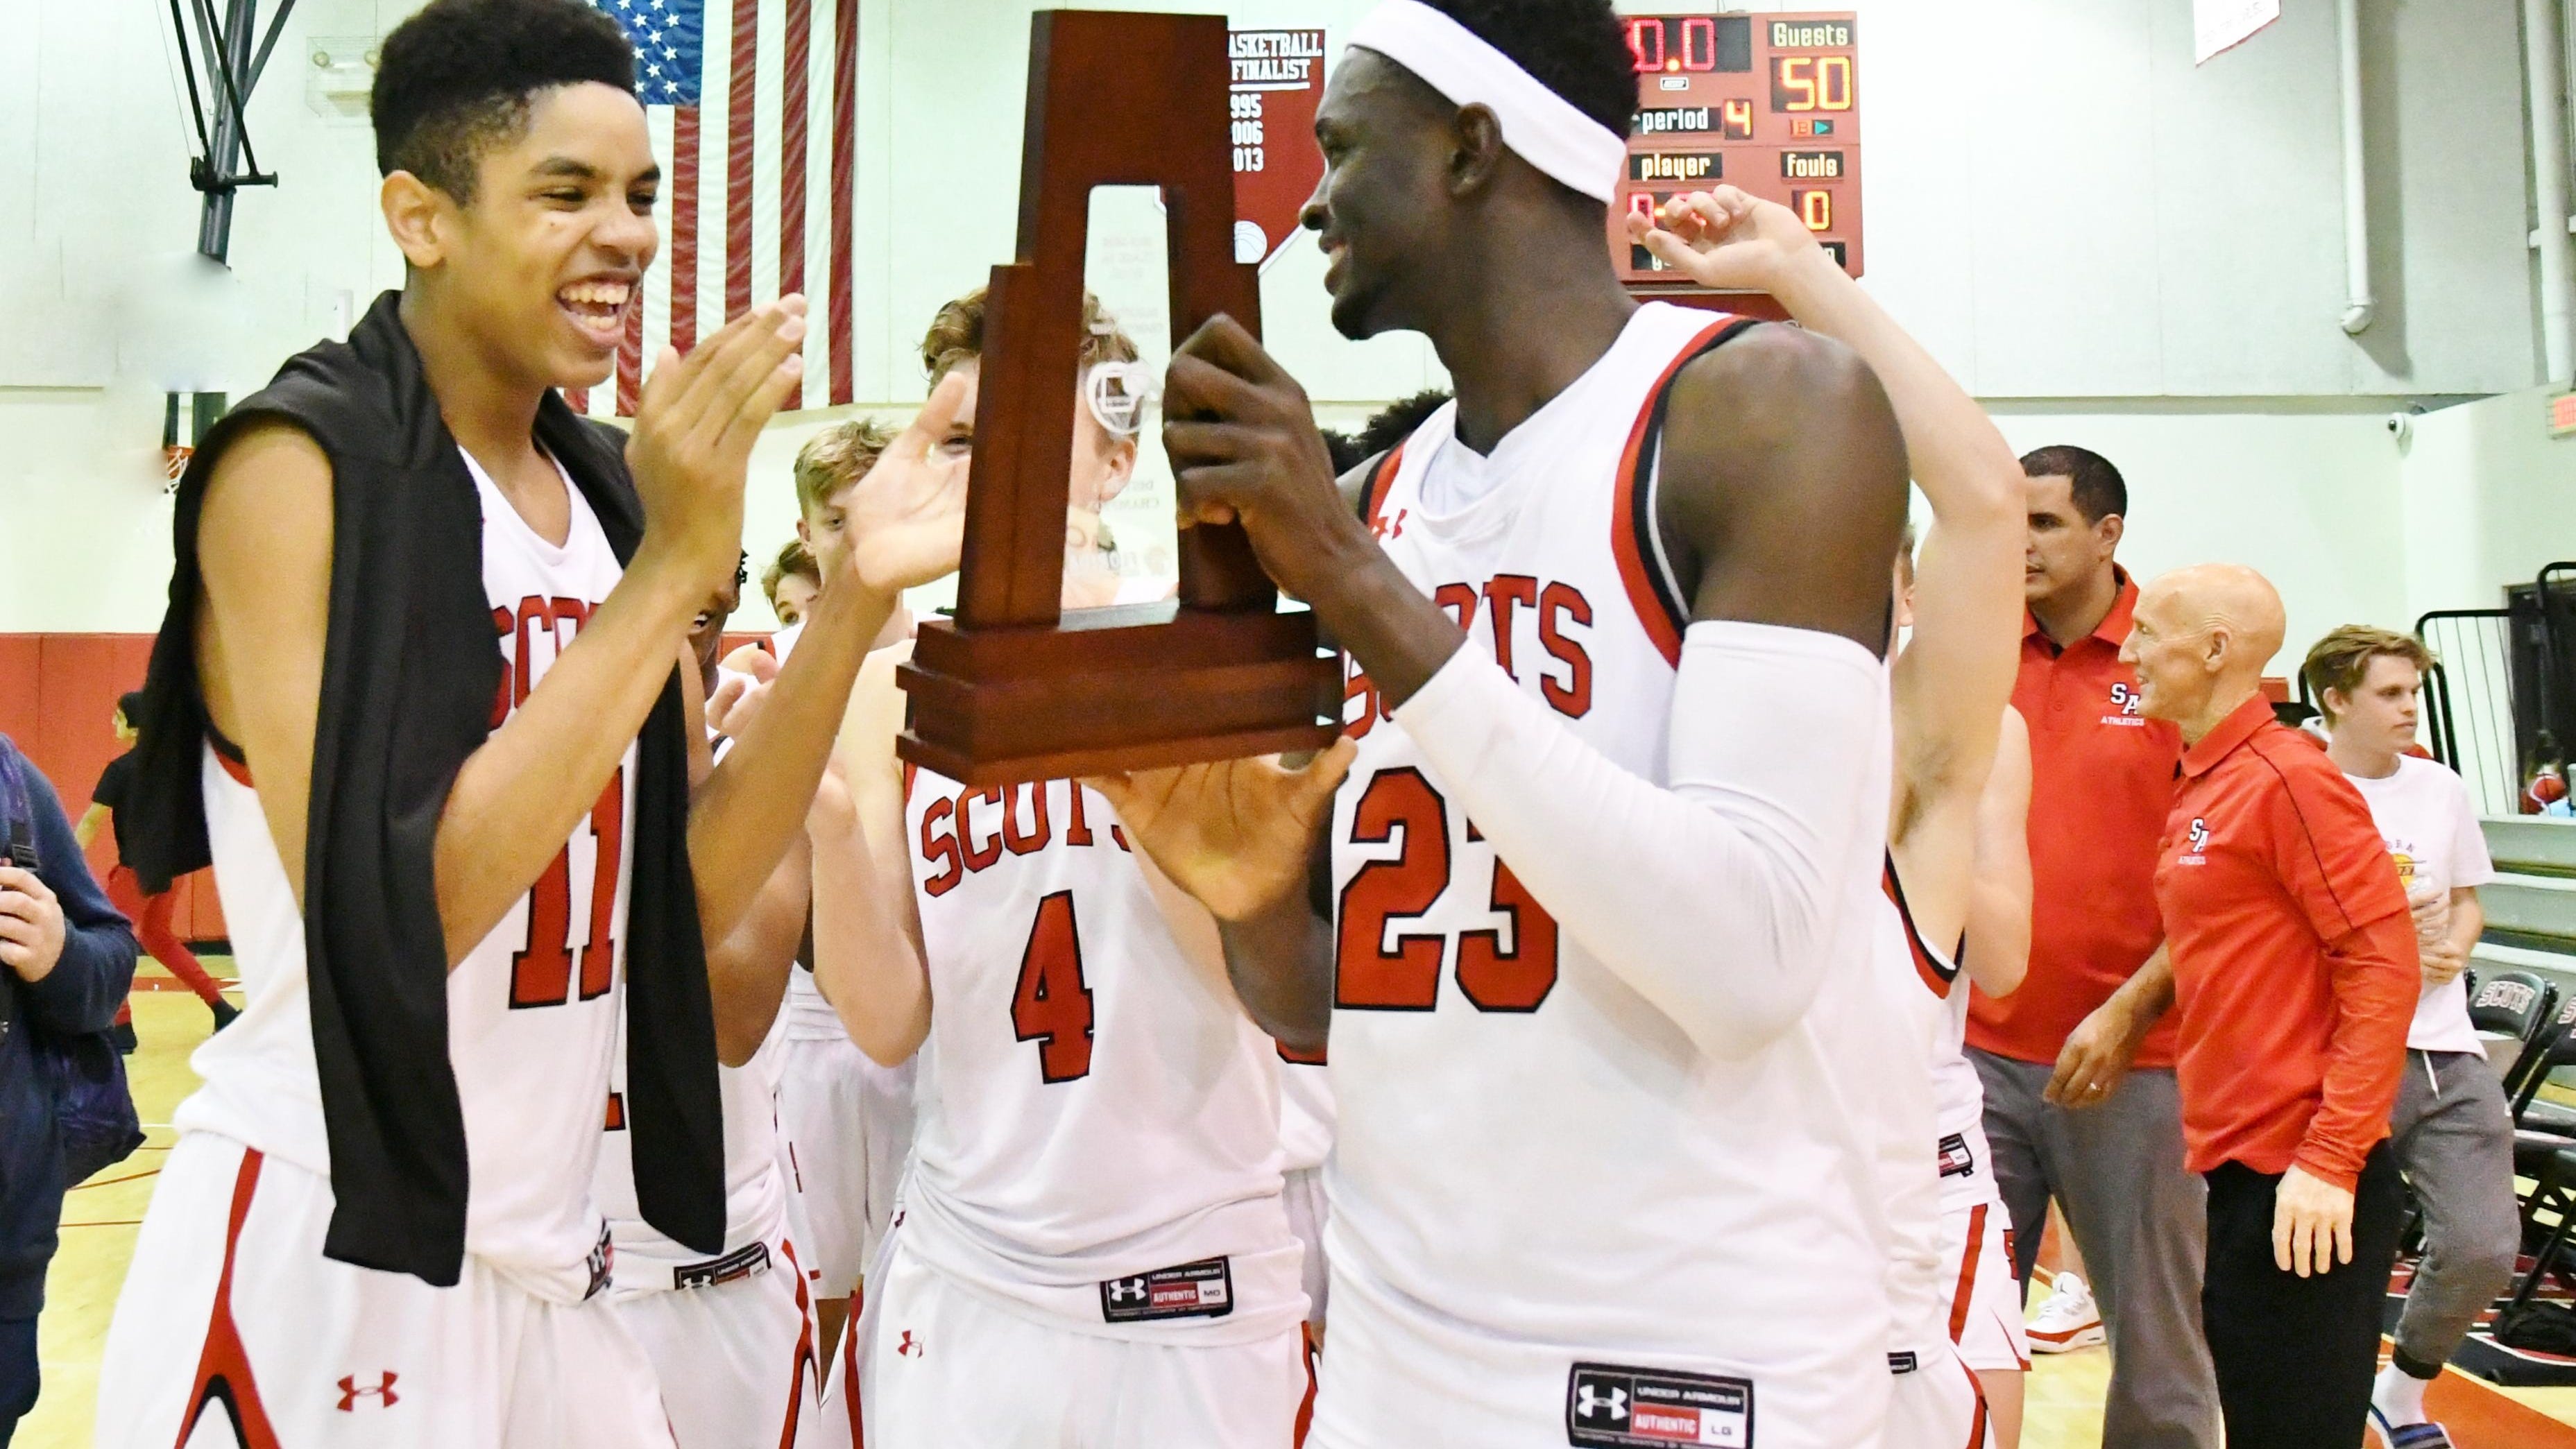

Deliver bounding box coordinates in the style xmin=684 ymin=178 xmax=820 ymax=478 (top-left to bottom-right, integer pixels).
xmin=896 ymin=600 xmax=1343 ymax=789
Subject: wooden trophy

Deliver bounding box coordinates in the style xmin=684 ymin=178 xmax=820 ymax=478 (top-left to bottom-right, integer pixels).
xmin=896 ymin=10 xmax=1342 ymax=788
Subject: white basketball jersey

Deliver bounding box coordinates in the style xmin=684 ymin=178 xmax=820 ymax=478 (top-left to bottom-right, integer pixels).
xmin=595 ymin=1002 xmax=792 ymax=1296
xmin=182 ymin=447 xmax=636 ymax=1303
xmin=1278 ymin=1058 xmax=1333 ymax=1175
xmin=1862 ymin=892 xmax=1954 ymax=1362
xmin=1329 ymin=302 xmax=1894 ymax=1379
xmin=1886 ymin=860 xmax=2001 ymax=1206
xmin=896 ymin=770 xmax=1301 ymax=1344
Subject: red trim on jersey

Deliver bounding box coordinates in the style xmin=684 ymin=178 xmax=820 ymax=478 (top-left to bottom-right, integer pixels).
xmin=1275 ymin=1038 xmax=1327 ymax=1066
xmin=1947 ymin=1202 xmax=1988 ymax=1344
xmin=213 ymin=750 xmax=254 ymax=789
xmin=176 ymin=1147 xmax=283 ymax=1449
xmin=776 ymin=1237 xmax=819 ymax=1449
xmin=1610 ymin=318 xmax=1739 ymax=668
xmin=1360 ymin=443 xmax=1406 ymax=531
xmin=1882 ymin=854 xmax=1962 ymax=997
xmin=1293 ymin=1320 xmax=1318 ymax=1447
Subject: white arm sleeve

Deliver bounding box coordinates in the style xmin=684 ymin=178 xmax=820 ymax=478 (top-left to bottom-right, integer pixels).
xmin=1390 ymin=619 xmax=1888 ymax=1061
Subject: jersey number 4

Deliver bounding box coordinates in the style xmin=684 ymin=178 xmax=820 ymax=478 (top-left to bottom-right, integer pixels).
xmin=509 ymin=769 xmax=624 ymax=1009
xmin=1336 ymin=768 xmax=1558 ymax=1012
xmin=1013 ymin=890 xmax=1095 ymax=1082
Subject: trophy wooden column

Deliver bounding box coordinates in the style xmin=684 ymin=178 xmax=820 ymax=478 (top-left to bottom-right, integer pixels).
xmin=896 ymin=10 xmax=1341 ymax=788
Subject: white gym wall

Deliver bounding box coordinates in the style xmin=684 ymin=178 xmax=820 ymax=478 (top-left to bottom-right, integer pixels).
xmin=0 ymin=0 xmax=2564 ymax=653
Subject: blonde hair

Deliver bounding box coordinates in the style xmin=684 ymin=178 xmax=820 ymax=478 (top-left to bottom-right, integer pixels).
xmin=919 ymin=286 xmax=1139 ymax=386
xmin=760 ymin=538 xmax=819 ymax=610
xmin=792 ymin=418 xmax=898 ymax=520
xmin=2301 ymin=625 xmax=2436 ymax=724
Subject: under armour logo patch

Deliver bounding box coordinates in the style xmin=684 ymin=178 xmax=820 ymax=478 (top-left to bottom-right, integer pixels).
xmin=896 ymin=1330 xmax=923 ymax=1358
xmin=1567 ymin=1362 xmax=1753 ymax=1448
xmin=1372 ymin=507 xmax=1408 ymax=540
xmin=336 ymin=1373 xmax=398 ymax=1412
xmin=1107 ymin=1278 xmax=1149 ymax=1304
xmin=1573 ymin=1384 xmax=1629 ymax=1422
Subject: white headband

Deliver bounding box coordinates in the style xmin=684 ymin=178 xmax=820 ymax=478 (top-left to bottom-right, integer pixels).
xmin=1343 ymin=0 xmax=1627 ymax=204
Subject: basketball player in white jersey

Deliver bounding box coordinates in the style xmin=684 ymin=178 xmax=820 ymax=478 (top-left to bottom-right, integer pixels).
xmin=1101 ymin=0 xmax=1916 ymax=1440
xmin=760 ymin=418 xmax=923 ymax=1364
xmin=94 ymin=4 xmax=959 ymax=1443
xmin=590 ymin=574 xmax=846 ymax=1449
xmin=799 ymin=289 xmax=1315 ymax=1448
xmin=1633 ymin=187 xmax=2038 ymax=1444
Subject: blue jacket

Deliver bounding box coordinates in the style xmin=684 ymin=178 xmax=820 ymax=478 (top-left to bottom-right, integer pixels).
xmin=0 ymin=736 xmax=138 ymax=1318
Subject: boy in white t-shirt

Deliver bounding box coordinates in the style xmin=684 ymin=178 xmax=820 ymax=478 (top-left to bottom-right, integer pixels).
xmin=2305 ymin=626 xmax=2514 ymax=1448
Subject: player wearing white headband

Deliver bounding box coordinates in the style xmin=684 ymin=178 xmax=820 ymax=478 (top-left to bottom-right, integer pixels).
xmin=805 ymin=289 xmax=1313 ymax=1448
xmin=1105 ymin=0 xmax=1919 ymax=1442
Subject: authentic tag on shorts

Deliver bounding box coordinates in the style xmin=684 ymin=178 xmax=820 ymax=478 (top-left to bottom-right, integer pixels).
xmin=1567 ymin=1362 xmax=1753 ymax=1448
xmin=1936 ymin=1132 xmax=1975 ymax=1179
xmin=1098 ymin=1257 xmax=1235 ymax=1323
xmin=675 ymin=1240 xmax=771 ymax=1291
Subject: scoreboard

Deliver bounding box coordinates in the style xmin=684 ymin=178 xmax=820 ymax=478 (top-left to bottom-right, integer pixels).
xmin=1612 ymin=11 xmax=1863 ymax=296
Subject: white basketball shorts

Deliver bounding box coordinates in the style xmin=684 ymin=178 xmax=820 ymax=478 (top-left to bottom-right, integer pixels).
xmin=1940 ymin=1199 xmax=2030 ymax=1373
xmin=776 ymin=1036 xmax=914 ymax=1300
xmin=1308 ymin=1254 xmax=1888 ymax=1449
xmin=94 ymin=1133 xmax=672 ymax=1449
xmin=854 ymin=1231 xmax=1306 ymax=1448
xmin=1883 ymin=1346 xmax=1995 ymax=1449
xmin=612 ymin=1233 xmax=826 ymax=1449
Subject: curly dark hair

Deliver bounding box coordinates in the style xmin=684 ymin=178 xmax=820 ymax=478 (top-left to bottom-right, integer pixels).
xmin=372 ymin=0 xmax=636 ymax=202
xmin=1422 ymin=0 xmax=1635 ymax=139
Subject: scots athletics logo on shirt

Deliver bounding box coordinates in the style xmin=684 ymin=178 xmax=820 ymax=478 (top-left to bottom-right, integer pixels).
xmin=2104 ymin=682 xmax=2147 ymax=727
xmin=2178 ymin=817 xmax=2211 ymax=865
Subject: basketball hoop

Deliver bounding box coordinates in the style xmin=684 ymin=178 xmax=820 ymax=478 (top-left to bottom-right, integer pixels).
xmin=163 ymin=391 xmax=225 ymax=491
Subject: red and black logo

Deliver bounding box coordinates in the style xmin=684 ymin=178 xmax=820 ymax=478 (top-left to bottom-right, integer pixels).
xmin=1937 ymin=1132 xmax=1976 ymax=1180
xmin=674 ymin=1240 xmax=771 ymax=1291
xmin=336 ymin=1373 xmax=398 ymax=1412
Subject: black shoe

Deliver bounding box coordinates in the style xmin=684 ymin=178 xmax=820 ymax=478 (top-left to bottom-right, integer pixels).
xmin=110 ymin=1020 xmax=138 ymax=1054
xmin=210 ymin=997 xmax=241 ymax=1032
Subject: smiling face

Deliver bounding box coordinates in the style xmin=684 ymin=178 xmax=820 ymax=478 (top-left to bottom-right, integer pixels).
xmin=2117 ymin=583 xmax=2216 ymax=726
xmin=1300 ymin=51 xmax=1453 ymax=341
xmin=387 ymin=80 xmax=660 ymax=392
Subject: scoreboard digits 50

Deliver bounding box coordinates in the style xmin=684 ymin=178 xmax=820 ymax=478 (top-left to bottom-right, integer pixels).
xmin=1612 ymin=11 xmax=1863 ymax=294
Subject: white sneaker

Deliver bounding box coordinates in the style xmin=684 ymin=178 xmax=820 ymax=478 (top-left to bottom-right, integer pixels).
xmin=2027 ymin=1271 xmax=2107 ymax=1353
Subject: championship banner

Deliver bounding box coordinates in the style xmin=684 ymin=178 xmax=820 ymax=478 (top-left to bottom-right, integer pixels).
xmin=1228 ymin=28 xmax=1328 ymax=271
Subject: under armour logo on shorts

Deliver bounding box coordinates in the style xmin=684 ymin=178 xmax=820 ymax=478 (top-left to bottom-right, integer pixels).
xmin=336 ymin=1373 xmax=398 ymax=1412
xmin=896 ymin=1330 xmax=924 ymax=1358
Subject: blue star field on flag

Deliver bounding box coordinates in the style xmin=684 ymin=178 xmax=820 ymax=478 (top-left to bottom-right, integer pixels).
xmin=597 ymin=0 xmax=706 ymax=107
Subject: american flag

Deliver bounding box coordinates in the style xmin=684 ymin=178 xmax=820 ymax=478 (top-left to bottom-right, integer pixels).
xmin=574 ymin=0 xmax=860 ymax=416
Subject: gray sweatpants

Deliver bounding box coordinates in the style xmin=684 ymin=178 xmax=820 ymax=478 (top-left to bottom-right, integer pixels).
xmin=1974 ymin=1051 xmax=2221 ymax=1449
xmin=2387 ymin=1049 xmax=2520 ymax=1371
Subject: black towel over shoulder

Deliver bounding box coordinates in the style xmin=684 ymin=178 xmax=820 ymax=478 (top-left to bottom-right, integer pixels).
xmin=120 ymin=291 xmax=724 ymax=1285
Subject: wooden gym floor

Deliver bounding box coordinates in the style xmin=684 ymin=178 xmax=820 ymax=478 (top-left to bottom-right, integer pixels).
xmin=19 ymin=969 xmax=2576 ymax=1448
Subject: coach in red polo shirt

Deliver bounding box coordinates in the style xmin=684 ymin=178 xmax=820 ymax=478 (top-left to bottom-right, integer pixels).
xmin=2124 ymin=564 xmax=2417 ymax=1448
xmin=1967 ymin=447 xmax=2217 ymax=1449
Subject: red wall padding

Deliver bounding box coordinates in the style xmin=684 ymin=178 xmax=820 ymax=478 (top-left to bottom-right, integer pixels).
xmin=0 ymin=633 xmax=227 ymax=942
